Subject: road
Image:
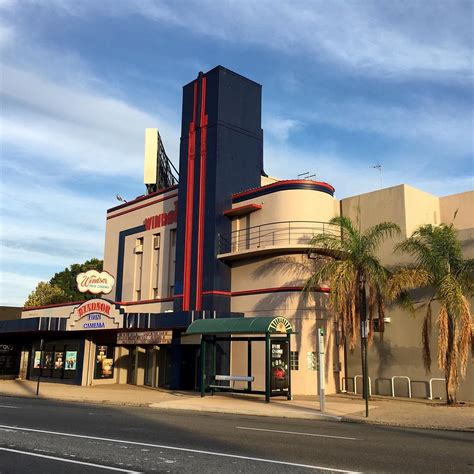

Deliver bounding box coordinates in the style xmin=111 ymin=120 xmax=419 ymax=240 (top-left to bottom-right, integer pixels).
xmin=0 ymin=397 xmax=472 ymax=473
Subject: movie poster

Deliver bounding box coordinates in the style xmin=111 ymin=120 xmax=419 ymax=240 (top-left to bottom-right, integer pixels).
xmin=65 ymin=351 xmax=77 ymax=370
xmin=270 ymin=341 xmax=289 ymax=393
xmin=54 ymin=352 xmax=64 ymax=370
xmin=95 ymin=345 xmax=114 ymax=379
xmin=43 ymin=351 xmax=53 ymax=369
xmin=34 ymin=351 xmax=42 ymax=369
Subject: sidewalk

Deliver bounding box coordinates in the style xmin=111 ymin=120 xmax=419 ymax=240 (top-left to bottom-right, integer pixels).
xmin=1 ymin=379 xmax=472 ymax=431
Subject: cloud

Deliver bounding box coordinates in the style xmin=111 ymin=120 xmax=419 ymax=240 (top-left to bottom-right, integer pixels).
xmin=125 ymin=0 xmax=472 ymax=82
xmin=264 ymin=140 xmax=473 ymax=199
xmin=5 ymin=1 xmax=471 ymax=81
xmin=0 ymin=271 xmax=47 ymax=306
xmin=264 ymin=116 xmax=300 ymax=142
xmin=1 ymin=64 xmax=180 ymax=177
xmin=302 ymin=96 xmax=472 ymax=155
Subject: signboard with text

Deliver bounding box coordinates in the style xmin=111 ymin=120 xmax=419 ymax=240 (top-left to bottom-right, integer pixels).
xmin=66 ymin=299 xmax=123 ymax=331
xmin=76 ymin=270 xmax=115 ymax=295
xmin=117 ymin=331 xmax=173 ymax=345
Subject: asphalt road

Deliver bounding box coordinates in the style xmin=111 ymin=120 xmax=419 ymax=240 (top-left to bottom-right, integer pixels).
xmin=0 ymin=397 xmax=472 ymax=473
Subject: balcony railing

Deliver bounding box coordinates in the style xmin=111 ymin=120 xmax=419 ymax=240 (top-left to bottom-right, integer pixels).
xmin=217 ymin=220 xmax=340 ymax=255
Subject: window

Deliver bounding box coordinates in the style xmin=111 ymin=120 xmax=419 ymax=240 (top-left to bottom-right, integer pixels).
xmin=152 ymin=234 xmax=161 ymax=299
xmin=290 ymin=351 xmax=299 ymax=370
xmin=168 ymin=229 xmax=176 ymax=297
xmin=307 ymin=351 xmax=317 ymax=371
xmin=134 ymin=237 xmax=144 ymax=301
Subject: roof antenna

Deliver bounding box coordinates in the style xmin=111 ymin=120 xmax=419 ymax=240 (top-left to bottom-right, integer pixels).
xmin=372 ymin=163 xmax=383 ymax=189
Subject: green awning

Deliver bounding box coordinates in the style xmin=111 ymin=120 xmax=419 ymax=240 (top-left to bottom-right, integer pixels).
xmin=185 ymin=316 xmax=293 ymax=335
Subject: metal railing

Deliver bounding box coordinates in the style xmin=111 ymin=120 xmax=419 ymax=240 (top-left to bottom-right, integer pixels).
xmin=217 ymin=220 xmax=340 ymax=255
xmin=343 ymin=375 xmax=445 ymax=400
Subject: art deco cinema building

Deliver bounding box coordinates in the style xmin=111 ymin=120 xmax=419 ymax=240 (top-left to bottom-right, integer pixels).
xmin=2 ymin=66 xmax=472 ymax=401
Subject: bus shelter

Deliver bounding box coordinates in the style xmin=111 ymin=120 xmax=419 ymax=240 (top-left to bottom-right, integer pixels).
xmin=184 ymin=316 xmax=294 ymax=402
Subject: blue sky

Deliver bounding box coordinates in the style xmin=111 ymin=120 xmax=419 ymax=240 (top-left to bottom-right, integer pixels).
xmin=0 ymin=0 xmax=473 ymax=306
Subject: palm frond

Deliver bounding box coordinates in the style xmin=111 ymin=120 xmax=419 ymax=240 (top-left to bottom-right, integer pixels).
xmin=362 ymin=222 xmax=401 ymax=254
xmin=387 ymin=267 xmax=431 ymax=301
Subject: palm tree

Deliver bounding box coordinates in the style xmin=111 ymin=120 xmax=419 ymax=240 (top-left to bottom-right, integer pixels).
xmin=388 ymin=223 xmax=473 ymax=405
xmin=304 ymin=215 xmax=400 ymax=403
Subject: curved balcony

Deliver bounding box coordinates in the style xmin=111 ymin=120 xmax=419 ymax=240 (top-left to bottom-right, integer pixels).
xmin=217 ymin=220 xmax=340 ymax=260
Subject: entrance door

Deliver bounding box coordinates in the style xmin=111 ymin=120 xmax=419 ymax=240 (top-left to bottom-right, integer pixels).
xmin=144 ymin=347 xmax=153 ymax=386
xmin=127 ymin=347 xmax=136 ymax=384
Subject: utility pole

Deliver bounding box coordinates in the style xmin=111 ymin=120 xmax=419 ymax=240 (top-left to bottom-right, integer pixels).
xmin=36 ymin=338 xmax=44 ymax=396
xmin=318 ymin=328 xmax=325 ymax=412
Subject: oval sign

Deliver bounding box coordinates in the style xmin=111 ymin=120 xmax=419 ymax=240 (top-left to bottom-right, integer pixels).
xmin=76 ymin=270 xmax=115 ymax=295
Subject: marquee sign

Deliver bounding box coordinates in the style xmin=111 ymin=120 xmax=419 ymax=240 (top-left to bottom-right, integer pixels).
xmin=144 ymin=200 xmax=178 ymax=231
xmin=76 ymin=270 xmax=115 ymax=295
xmin=268 ymin=317 xmax=293 ymax=334
xmin=117 ymin=331 xmax=172 ymax=345
xmin=67 ymin=299 xmax=123 ymax=331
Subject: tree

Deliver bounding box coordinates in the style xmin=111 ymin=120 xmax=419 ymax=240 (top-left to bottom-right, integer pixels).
xmin=388 ymin=223 xmax=473 ymax=405
xmin=24 ymin=258 xmax=103 ymax=307
xmin=304 ymin=216 xmax=400 ymax=405
xmin=24 ymin=282 xmax=68 ymax=307
xmin=50 ymin=258 xmax=103 ymax=302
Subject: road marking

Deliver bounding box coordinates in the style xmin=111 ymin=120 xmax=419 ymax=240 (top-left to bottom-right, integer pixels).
xmin=0 ymin=404 xmax=19 ymax=409
xmin=0 ymin=424 xmax=360 ymax=473
xmin=0 ymin=447 xmax=140 ymax=473
xmin=236 ymin=426 xmax=359 ymax=440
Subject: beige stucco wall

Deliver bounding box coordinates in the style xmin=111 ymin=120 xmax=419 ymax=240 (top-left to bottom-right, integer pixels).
xmin=21 ymin=303 xmax=77 ymax=319
xmin=229 ymin=253 xmax=341 ymax=395
xmin=104 ymin=189 xmax=178 ymax=304
xmin=342 ymin=185 xmax=474 ymax=401
xmin=233 ymin=187 xmax=339 ymax=231
xmin=439 ymin=190 xmax=474 ymax=229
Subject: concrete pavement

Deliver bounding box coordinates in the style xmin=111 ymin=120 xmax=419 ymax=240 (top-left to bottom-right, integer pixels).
xmin=1 ymin=397 xmax=473 ymax=473
xmin=0 ymin=379 xmax=472 ymax=431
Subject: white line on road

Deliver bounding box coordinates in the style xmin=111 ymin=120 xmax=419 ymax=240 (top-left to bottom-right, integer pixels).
xmin=0 ymin=424 xmax=360 ymax=473
xmin=0 ymin=405 xmax=19 ymax=409
xmin=0 ymin=447 xmax=141 ymax=473
xmin=236 ymin=426 xmax=359 ymax=440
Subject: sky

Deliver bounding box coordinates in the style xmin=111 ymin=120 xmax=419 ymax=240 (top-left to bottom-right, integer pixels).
xmin=0 ymin=0 xmax=473 ymax=306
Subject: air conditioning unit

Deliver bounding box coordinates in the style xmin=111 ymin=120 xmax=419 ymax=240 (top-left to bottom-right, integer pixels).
xmin=134 ymin=244 xmax=143 ymax=254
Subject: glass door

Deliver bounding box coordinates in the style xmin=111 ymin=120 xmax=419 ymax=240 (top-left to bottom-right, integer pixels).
xmin=144 ymin=347 xmax=153 ymax=386
xmin=127 ymin=347 xmax=136 ymax=384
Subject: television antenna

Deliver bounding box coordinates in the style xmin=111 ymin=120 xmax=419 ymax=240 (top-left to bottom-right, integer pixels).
xmin=297 ymin=172 xmax=316 ymax=180
xmin=372 ymin=163 xmax=383 ymax=189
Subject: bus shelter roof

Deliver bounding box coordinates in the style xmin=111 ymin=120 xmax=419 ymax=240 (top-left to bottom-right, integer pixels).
xmin=185 ymin=316 xmax=294 ymax=336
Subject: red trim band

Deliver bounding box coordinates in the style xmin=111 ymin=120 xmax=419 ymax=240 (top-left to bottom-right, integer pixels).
xmin=232 ymin=179 xmax=335 ymax=203
xmin=231 ymin=286 xmax=330 ymax=296
xmin=182 ymin=81 xmax=198 ymax=310
xmin=202 ymin=290 xmax=231 ymax=296
xmin=195 ymin=75 xmax=208 ymax=310
xmin=107 ymin=185 xmax=178 ymax=213
xmin=201 ymin=286 xmax=330 ymax=298
xmin=23 ymin=301 xmax=84 ymax=311
xmin=107 ymin=193 xmax=178 ymax=220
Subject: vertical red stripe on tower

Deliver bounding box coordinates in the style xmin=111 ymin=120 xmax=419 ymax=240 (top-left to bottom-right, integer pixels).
xmin=182 ymin=81 xmax=198 ymax=310
xmin=195 ymin=76 xmax=208 ymax=310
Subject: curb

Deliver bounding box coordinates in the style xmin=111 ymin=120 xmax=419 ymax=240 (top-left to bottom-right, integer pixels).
xmin=340 ymin=416 xmax=474 ymax=433
xmin=147 ymin=402 xmax=343 ymax=421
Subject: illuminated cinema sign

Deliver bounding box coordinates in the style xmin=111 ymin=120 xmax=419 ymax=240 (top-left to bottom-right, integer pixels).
xmin=67 ymin=299 xmax=123 ymax=331
xmin=144 ymin=201 xmax=178 ymax=231
xmin=76 ymin=270 xmax=115 ymax=295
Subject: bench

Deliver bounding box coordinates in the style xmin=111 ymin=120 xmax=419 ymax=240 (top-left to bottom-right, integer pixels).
xmin=209 ymin=374 xmax=254 ymax=393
